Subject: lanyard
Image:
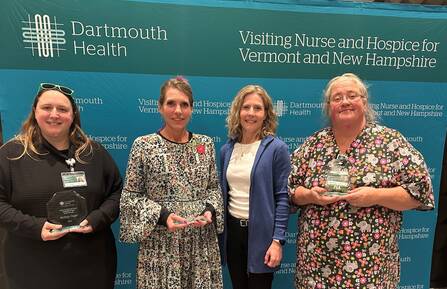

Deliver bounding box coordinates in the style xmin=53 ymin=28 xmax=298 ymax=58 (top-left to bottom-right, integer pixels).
xmin=41 ymin=138 xmax=76 ymax=171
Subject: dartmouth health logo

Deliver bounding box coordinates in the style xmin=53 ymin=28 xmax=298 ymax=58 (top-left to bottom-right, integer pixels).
xmin=274 ymin=100 xmax=288 ymax=117
xmin=21 ymin=14 xmax=66 ymax=58
xmin=21 ymin=13 xmax=168 ymax=59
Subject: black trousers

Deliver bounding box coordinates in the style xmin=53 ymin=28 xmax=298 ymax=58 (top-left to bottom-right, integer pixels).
xmin=227 ymin=215 xmax=273 ymax=289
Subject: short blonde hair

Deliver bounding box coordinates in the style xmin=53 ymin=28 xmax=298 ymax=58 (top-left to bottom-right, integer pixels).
xmin=323 ymin=72 xmax=377 ymax=124
xmin=226 ymin=85 xmax=277 ymax=141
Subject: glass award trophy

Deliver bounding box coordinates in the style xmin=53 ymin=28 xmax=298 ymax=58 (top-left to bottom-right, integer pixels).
xmin=324 ymin=155 xmax=350 ymax=196
xmin=173 ymin=215 xmax=208 ymax=225
xmin=46 ymin=190 xmax=88 ymax=232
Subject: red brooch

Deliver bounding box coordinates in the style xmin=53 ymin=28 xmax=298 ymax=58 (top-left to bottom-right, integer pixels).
xmin=196 ymin=144 xmax=205 ymax=154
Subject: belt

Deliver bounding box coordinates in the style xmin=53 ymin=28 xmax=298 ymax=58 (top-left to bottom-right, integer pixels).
xmin=229 ymin=215 xmax=249 ymax=227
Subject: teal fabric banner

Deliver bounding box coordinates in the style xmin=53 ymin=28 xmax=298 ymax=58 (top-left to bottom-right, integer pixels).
xmin=0 ymin=1 xmax=446 ymax=288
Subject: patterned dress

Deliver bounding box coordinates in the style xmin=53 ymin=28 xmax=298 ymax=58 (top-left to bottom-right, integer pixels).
xmin=119 ymin=133 xmax=224 ymax=289
xmin=288 ymin=124 xmax=434 ymax=289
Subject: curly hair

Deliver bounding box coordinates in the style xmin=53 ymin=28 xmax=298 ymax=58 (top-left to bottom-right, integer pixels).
xmin=226 ymin=85 xmax=277 ymax=141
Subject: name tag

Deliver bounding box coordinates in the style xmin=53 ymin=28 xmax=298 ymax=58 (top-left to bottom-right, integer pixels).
xmin=61 ymin=171 xmax=88 ymax=188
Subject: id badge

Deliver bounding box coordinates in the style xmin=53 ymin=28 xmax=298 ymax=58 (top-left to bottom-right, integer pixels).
xmin=61 ymin=171 xmax=88 ymax=188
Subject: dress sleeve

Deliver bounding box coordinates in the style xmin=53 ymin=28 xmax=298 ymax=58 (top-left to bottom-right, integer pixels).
xmin=392 ymin=131 xmax=434 ymax=210
xmin=272 ymin=141 xmax=291 ymax=242
xmin=0 ymin=143 xmax=46 ymax=240
xmin=86 ymin=144 xmax=123 ymax=231
xmin=205 ymin=141 xmax=224 ymax=234
xmin=119 ymin=138 xmax=162 ymax=243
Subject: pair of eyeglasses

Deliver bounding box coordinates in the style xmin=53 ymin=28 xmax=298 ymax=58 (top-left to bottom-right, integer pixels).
xmin=39 ymin=83 xmax=74 ymax=96
xmin=330 ymin=93 xmax=362 ymax=104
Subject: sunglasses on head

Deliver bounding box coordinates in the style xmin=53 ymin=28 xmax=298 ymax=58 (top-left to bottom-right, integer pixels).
xmin=39 ymin=83 xmax=74 ymax=96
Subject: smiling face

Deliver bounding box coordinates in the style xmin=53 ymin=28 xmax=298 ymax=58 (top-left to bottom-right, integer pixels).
xmin=34 ymin=90 xmax=74 ymax=147
xmin=239 ymin=93 xmax=266 ymax=142
xmin=158 ymin=87 xmax=192 ymax=133
xmin=328 ymin=79 xmax=366 ymax=126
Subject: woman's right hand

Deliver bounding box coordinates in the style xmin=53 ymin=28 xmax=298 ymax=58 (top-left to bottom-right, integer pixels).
xmin=41 ymin=221 xmax=69 ymax=241
xmin=166 ymin=213 xmax=189 ymax=232
xmin=292 ymin=186 xmax=340 ymax=206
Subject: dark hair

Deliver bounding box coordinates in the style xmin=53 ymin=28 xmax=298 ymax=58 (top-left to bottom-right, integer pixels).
xmin=159 ymin=76 xmax=193 ymax=106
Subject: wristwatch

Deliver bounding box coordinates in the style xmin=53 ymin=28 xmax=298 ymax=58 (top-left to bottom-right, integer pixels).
xmin=273 ymin=239 xmax=285 ymax=245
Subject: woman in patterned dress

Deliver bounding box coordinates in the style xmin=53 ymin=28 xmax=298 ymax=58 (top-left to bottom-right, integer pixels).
xmin=288 ymin=73 xmax=434 ymax=289
xmin=119 ymin=77 xmax=224 ymax=289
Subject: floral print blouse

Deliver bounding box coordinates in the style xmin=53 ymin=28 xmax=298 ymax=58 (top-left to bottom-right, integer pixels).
xmin=288 ymin=123 xmax=434 ymax=289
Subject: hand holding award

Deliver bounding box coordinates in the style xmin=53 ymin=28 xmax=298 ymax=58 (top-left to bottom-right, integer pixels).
xmin=46 ymin=190 xmax=88 ymax=233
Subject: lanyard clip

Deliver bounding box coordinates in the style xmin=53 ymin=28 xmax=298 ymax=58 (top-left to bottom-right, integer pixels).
xmin=65 ymin=158 xmax=76 ymax=172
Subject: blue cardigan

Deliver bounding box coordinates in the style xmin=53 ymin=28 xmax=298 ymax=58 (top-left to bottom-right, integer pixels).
xmin=220 ymin=135 xmax=291 ymax=273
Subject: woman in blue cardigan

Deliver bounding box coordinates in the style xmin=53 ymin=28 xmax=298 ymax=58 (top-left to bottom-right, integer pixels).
xmin=220 ymin=85 xmax=291 ymax=289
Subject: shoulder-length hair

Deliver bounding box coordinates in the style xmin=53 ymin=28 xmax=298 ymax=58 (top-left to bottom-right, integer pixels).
xmin=14 ymin=88 xmax=92 ymax=162
xmin=226 ymin=85 xmax=277 ymax=141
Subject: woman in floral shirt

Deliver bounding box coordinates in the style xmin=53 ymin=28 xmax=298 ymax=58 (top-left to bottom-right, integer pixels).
xmin=119 ymin=77 xmax=223 ymax=289
xmin=288 ymin=73 xmax=434 ymax=289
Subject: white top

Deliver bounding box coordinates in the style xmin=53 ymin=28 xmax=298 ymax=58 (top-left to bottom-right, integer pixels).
xmin=226 ymin=140 xmax=261 ymax=219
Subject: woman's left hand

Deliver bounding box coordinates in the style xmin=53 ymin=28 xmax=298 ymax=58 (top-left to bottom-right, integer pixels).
xmin=264 ymin=240 xmax=282 ymax=268
xmin=70 ymin=219 xmax=93 ymax=234
xmin=339 ymin=187 xmax=378 ymax=207
xmin=191 ymin=211 xmax=213 ymax=228
xmin=340 ymin=186 xmax=421 ymax=211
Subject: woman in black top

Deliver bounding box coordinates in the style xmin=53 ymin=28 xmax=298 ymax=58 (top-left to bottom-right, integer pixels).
xmin=0 ymin=83 xmax=122 ymax=289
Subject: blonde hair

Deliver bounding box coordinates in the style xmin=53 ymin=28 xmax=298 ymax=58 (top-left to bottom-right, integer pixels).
xmin=226 ymin=85 xmax=277 ymax=141
xmin=323 ymin=72 xmax=377 ymax=124
xmin=13 ymin=88 xmax=92 ymax=162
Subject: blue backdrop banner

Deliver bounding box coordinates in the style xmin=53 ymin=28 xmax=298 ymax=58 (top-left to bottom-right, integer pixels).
xmin=0 ymin=1 xmax=446 ymax=288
